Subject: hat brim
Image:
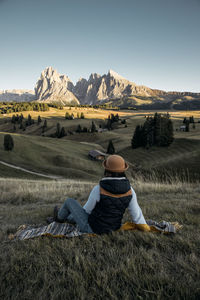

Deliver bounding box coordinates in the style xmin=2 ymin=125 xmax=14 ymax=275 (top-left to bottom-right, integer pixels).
xmin=102 ymin=160 xmax=129 ymax=173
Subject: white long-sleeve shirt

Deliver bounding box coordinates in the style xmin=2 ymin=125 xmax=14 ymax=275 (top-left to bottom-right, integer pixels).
xmin=83 ymin=185 xmax=146 ymax=224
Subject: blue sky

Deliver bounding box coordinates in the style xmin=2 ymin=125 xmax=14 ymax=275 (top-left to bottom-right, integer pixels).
xmin=0 ymin=0 xmax=199 ymax=92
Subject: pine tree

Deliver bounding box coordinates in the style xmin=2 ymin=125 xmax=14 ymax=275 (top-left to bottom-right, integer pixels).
xmin=42 ymin=120 xmax=47 ymax=133
xmin=76 ymin=124 xmax=82 ymax=133
xmin=4 ymin=134 xmax=14 ymax=151
xmin=91 ymin=121 xmax=96 ymax=133
xmin=141 ymin=117 xmax=155 ymax=148
xmin=19 ymin=113 xmax=24 ymax=124
xmin=131 ymin=125 xmax=142 ymax=149
xmin=65 ymin=112 xmax=70 ymax=119
xmin=153 ymin=113 xmax=162 ymax=146
xmin=11 ymin=114 xmax=16 ymax=124
xmin=106 ymin=119 xmax=112 ymax=130
xmin=27 ymin=114 xmax=32 ymax=126
xmin=107 ymin=140 xmax=115 ymax=154
xmin=82 ymin=127 xmax=88 ymax=132
xmin=189 ymin=116 xmax=194 ymax=123
xmin=185 ymin=120 xmax=190 ymax=132
xmin=56 ymin=123 xmax=61 ymax=137
xmin=15 ymin=114 xmax=19 ymax=123
xmin=153 ymin=113 xmax=166 ymax=146
xmin=166 ymin=118 xmax=174 ymax=145
xmin=80 ymin=112 xmax=85 ymax=119
xmin=59 ymin=127 xmax=65 ymax=138
xmin=37 ymin=115 xmax=42 ymax=125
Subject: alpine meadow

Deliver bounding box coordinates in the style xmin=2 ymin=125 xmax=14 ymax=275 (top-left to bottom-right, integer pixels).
xmin=0 ymin=0 xmax=200 ymax=299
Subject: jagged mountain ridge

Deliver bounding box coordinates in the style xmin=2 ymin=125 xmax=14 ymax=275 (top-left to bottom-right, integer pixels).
xmin=0 ymin=89 xmax=35 ymax=102
xmin=1 ymin=67 xmax=199 ymax=108
xmin=73 ymin=69 xmax=154 ymax=104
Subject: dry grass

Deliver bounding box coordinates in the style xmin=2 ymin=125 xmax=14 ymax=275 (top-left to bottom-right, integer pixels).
xmin=1 ymin=106 xmax=200 ymax=121
xmin=0 ymin=109 xmax=200 ymax=299
xmin=0 ymin=109 xmax=200 ymax=181
xmin=0 ymin=178 xmax=200 ymax=300
xmin=0 ymin=106 xmax=134 ymax=121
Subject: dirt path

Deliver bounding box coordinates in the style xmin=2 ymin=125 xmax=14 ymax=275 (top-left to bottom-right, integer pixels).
xmin=0 ymin=161 xmax=64 ymax=180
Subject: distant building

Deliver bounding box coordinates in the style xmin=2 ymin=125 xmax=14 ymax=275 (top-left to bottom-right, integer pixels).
xmin=98 ymin=128 xmax=108 ymax=133
xmin=180 ymin=125 xmax=186 ymax=131
xmin=88 ymin=150 xmax=106 ymax=161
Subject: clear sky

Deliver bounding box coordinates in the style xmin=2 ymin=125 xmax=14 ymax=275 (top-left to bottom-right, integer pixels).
xmin=0 ymin=0 xmax=199 ymax=92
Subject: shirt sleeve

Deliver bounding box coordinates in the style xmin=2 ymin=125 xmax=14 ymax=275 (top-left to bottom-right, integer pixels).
xmin=128 ymin=187 xmax=147 ymax=224
xmin=83 ymin=185 xmax=100 ymax=214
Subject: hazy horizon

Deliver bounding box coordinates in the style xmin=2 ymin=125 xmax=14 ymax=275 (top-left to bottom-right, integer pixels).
xmin=0 ymin=0 xmax=199 ymax=93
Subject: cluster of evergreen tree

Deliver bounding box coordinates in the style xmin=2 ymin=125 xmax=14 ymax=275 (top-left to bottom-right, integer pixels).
xmin=76 ymin=125 xmax=88 ymax=133
xmin=48 ymin=103 xmax=64 ymax=110
xmin=11 ymin=113 xmax=45 ymax=132
xmin=49 ymin=123 xmax=65 ymax=138
xmin=182 ymin=116 xmax=196 ymax=132
xmin=65 ymin=112 xmax=85 ymax=119
xmin=11 ymin=113 xmax=24 ymax=124
xmin=75 ymin=121 xmax=97 ymax=134
xmin=0 ymin=102 xmax=49 ymax=114
xmin=76 ymin=112 xmax=85 ymax=119
xmin=26 ymin=114 xmax=35 ymax=126
xmin=106 ymin=114 xmax=120 ymax=130
xmin=132 ymin=113 xmax=174 ymax=149
xmin=64 ymin=104 xmax=115 ymax=109
xmin=183 ymin=116 xmax=195 ymax=124
xmin=55 ymin=123 xmax=66 ymax=138
xmin=65 ymin=112 xmax=75 ymax=120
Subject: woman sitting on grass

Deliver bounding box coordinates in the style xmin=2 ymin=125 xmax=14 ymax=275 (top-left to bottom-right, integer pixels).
xmin=47 ymin=155 xmax=147 ymax=234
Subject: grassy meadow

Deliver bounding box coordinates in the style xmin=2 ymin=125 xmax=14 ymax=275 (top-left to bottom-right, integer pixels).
xmin=0 ymin=107 xmax=200 ymax=299
xmin=0 ymin=178 xmax=200 ymax=299
xmin=0 ymin=107 xmax=200 ymax=180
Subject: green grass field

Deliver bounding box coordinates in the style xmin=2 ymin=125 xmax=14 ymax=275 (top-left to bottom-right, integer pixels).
xmin=0 ymin=132 xmax=105 ymax=180
xmin=0 ymin=178 xmax=199 ymax=300
xmin=0 ymin=108 xmax=200 ymax=299
xmin=0 ymin=108 xmax=200 ymax=181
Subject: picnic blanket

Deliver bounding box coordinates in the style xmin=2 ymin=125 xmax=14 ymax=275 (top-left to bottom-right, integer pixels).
xmin=9 ymin=220 xmax=182 ymax=241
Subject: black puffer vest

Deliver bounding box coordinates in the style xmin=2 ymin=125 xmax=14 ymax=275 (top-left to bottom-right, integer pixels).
xmin=88 ymin=177 xmax=132 ymax=234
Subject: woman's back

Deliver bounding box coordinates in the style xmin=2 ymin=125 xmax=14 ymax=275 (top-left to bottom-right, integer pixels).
xmin=88 ymin=176 xmax=132 ymax=234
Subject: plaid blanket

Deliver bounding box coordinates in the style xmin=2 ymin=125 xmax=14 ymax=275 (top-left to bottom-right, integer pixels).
xmin=9 ymin=220 xmax=182 ymax=241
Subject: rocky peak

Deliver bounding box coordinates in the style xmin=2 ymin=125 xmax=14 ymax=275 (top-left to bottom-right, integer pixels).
xmin=35 ymin=67 xmax=79 ymax=105
xmin=88 ymin=73 xmax=101 ymax=83
xmin=108 ymin=69 xmax=126 ymax=80
xmin=73 ymin=69 xmax=153 ymax=104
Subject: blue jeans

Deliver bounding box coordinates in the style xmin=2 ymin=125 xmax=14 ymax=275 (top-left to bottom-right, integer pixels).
xmin=58 ymin=198 xmax=93 ymax=233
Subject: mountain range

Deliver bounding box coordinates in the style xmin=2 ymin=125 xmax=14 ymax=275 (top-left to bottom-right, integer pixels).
xmin=0 ymin=66 xmax=200 ymax=109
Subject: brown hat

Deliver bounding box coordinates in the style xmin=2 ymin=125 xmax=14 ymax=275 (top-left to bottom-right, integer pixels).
xmin=103 ymin=155 xmax=129 ymax=173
